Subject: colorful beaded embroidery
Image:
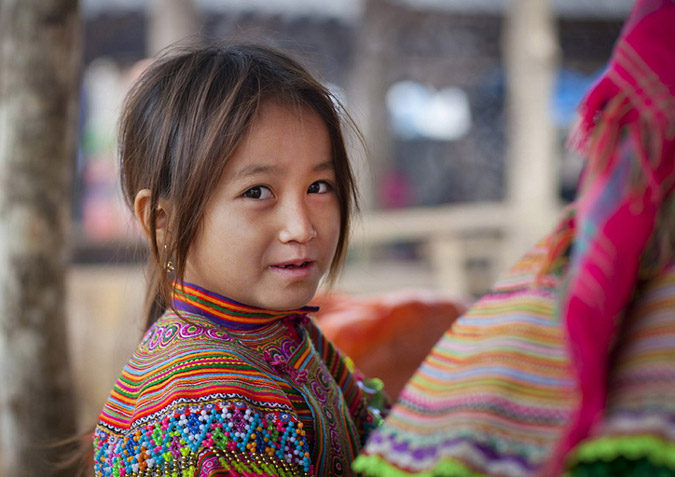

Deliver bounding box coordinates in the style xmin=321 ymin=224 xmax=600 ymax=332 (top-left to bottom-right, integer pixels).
xmin=94 ymin=401 xmax=313 ymax=476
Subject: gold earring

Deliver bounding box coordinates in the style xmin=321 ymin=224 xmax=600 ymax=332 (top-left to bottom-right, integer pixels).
xmin=164 ymin=244 xmax=175 ymax=273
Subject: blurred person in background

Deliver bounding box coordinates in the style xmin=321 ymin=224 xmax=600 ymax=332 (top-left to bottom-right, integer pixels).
xmin=354 ymin=1 xmax=675 ymax=475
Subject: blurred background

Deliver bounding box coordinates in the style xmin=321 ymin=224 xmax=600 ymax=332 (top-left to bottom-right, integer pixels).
xmin=70 ymin=0 xmax=629 ymax=414
xmin=0 ymin=0 xmax=634 ymax=474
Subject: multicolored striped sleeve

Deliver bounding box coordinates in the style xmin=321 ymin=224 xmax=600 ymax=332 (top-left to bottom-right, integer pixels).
xmin=353 ymin=239 xmax=578 ymax=476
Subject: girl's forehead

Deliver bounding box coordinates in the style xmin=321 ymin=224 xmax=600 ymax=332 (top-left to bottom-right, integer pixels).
xmin=222 ymin=102 xmax=333 ymax=177
xmin=251 ymin=100 xmax=325 ymax=131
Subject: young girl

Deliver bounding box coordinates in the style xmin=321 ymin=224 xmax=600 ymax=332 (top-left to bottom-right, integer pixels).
xmin=93 ymin=44 xmax=385 ymax=477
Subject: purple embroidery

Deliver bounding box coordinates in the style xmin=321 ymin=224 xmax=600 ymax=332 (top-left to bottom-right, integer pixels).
xmin=231 ymin=408 xmax=247 ymax=433
xmin=170 ymin=435 xmax=182 ymax=459
xmin=263 ymin=349 xmax=308 ymax=385
xmin=283 ymin=314 xmax=309 ymax=341
xmin=199 ymin=454 xmax=218 ymax=473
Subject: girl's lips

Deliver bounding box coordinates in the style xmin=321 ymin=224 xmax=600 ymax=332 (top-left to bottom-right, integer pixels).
xmin=269 ymin=260 xmax=317 ymax=279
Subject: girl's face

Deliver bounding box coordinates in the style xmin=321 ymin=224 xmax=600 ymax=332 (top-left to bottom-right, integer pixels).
xmin=184 ymin=102 xmax=341 ymax=310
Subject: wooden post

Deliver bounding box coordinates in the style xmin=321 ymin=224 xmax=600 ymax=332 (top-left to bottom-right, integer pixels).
xmin=347 ymin=0 xmax=394 ymax=209
xmin=0 ymin=0 xmax=81 ymax=475
xmin=503 ymin=0 xmax=561 ymax=262
xmin=148 ymin=0 xmax=200 ymax=57
xmin=427 ymin=237 xmax=469 ymax=298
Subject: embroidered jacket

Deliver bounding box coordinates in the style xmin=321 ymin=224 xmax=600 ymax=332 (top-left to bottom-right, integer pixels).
xmin=94 ymin=283 xmax=384 ymax=477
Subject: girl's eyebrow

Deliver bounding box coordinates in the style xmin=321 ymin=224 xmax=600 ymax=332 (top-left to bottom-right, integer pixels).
xmin=233 ymin=164 xmax=278 ymax=180
xmin=313 ymin=160 xmax=335 ymax=173
xmin=234 ymin=160 xmax=334 ymax=181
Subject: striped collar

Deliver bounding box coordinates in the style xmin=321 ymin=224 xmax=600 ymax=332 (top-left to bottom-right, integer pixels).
xmin=170 ymin=281 xmax=318 ymax=331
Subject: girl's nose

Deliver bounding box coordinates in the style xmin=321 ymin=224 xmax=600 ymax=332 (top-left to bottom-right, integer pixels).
xmin=278 ymin=200 xmax=317 ymax=244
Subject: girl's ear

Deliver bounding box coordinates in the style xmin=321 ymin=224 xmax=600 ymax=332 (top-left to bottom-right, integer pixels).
xmin=133 ymin=189 xmax=172 ymax=246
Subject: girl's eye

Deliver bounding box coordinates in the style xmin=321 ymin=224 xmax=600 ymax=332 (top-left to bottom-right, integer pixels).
xmin=243 ymin=186 xmax=273 ymax=200
xmin=308 ymin=181 xmax=332 ymax=194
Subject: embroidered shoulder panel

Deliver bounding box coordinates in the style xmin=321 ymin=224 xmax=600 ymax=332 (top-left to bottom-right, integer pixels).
xmin=94 ymin=314 xmax=313 ymax=476
xmin=94 ymin=399 xmax=312 ymax=476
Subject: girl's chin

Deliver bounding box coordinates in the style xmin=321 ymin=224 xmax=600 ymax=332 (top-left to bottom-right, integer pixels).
xmin=260 ymin=289 xmax=319 ymax=311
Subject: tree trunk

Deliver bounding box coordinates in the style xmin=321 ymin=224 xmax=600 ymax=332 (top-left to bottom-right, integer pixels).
xmin=503 ymin=0 xmax=560 ymax=262
xmin=0 ymin=1 xmax=81 ymax=476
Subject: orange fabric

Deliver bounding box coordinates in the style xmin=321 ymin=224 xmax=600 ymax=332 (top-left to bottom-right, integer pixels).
xmin=312 ymin=292 xmax=465 ymax=398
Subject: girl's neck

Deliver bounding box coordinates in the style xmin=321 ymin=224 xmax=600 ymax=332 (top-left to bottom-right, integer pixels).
xmin=170 ymin=281 xmax=318 ymax=331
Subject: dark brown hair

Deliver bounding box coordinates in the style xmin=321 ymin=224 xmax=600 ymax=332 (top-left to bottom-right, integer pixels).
xmin=118 ymin=43 xmax=360 ymax=329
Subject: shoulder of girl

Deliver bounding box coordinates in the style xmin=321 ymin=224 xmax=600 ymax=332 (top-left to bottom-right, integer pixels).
xmin=94 ymin=397 xmax=308 ymax=477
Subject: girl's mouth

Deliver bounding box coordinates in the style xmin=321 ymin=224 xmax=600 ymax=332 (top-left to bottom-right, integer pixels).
xmin=278 ymin=262 xmax=310 ymax=269
xmin=270 ymin=261 xmax=316 ymax=279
